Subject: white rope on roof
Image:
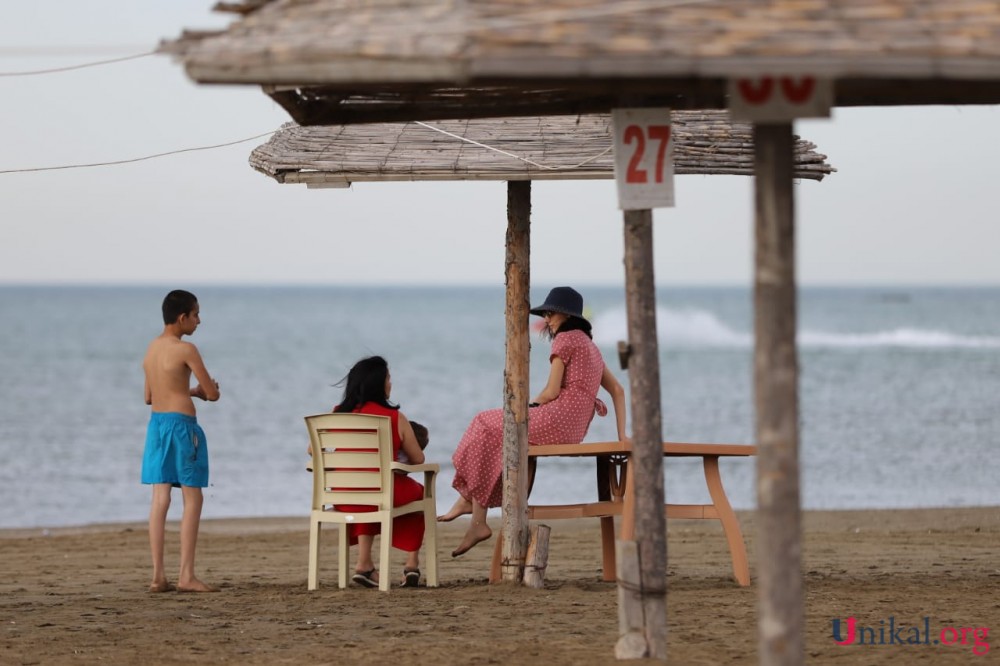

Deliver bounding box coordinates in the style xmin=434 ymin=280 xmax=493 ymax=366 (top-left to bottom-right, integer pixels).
xmin=414 ymin=121 xmax=612 ymax=171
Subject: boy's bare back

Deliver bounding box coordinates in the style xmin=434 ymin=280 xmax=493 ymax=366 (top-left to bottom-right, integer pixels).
xmin=143 ymin=302 xmax=218 ymax=415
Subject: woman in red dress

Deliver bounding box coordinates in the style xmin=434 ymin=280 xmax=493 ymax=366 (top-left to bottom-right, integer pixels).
xmin=333 ymin=356 xmax=427 ymax=588
xmin=439 ymin=287 xmax=629 ymax=557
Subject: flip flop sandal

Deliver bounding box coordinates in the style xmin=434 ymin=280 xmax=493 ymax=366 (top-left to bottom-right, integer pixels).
xmin=401 ymin=569 xmax=420 ymax=588
xmin=352 ymin=569 xmax=379 ymax=588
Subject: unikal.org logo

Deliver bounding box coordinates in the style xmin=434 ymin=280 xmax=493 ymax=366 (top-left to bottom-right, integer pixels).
xmin=832 ymin=616 xmax=989 ymax=657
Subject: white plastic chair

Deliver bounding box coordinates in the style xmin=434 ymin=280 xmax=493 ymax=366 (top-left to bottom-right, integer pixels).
xmin=305 ymin=412 xmax=439 ymax=591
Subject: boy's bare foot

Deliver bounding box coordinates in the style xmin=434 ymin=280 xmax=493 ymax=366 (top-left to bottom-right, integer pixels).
xmin=451 ymin=522 xmax=492 ymax=557
xmin=438 ymin=496 xmax=473 ymax=522
xmin=148 ymin=580 xmax=176 ymax=593
xmin=177 ymin=578 xmax=219 ymax=593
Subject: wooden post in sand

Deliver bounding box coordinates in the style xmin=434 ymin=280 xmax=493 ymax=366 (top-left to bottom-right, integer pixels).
xmin=501 ymin=179 xmax=532 ymax=582
xmin=616 ymin=209 xmax=667 ymax=660
xmin=753 ymin=122 xmax=804 ymax=665
xmin=523 ymin=524 xmax=551 ymax=588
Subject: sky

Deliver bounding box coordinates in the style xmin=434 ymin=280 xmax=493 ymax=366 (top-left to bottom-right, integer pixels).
xmin=1 ymin=2 xmax=998 ymax=287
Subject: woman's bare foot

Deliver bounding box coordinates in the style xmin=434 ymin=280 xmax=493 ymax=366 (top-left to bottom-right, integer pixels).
xmin=177 ymin=577 xmax=219 ymax=593
xmin=451 ymin=521 xmax=492 ymax=557
xmin=438 ymin=496 xmax=473 ymax=522
xmin=148 ymin=580 xmax=175 ymax=593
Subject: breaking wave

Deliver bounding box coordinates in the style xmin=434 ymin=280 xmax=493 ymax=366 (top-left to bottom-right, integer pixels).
xmin=592 ymin=307 xmax=1000 ymax=349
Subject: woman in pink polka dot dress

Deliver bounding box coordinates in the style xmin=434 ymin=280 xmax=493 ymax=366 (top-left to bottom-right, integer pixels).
xmin=439 ymin=287 xmax=628 ymax=557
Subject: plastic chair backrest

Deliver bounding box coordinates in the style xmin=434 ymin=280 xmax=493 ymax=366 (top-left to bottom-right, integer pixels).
xmin=305 ymin=412 xmax=395 ymax=512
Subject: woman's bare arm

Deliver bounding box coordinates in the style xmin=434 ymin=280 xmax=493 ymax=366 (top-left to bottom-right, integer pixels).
xmin=601 ymin=365 xmax=629 ymax=442
xmin=532 ymin=357 xmax=566 ymax=405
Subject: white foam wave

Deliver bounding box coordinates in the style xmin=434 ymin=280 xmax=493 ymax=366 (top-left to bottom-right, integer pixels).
xmin=592 ymin=307 xmax=750 ymax=348
xmin=799 ymin=327 xmax=1000 ymax=349
xmin=592 ymin=307 xmax=1000 ymax=349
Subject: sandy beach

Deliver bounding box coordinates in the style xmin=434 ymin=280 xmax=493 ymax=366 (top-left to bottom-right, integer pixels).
xmin=2 ymin=508 xmax=998 ymax=665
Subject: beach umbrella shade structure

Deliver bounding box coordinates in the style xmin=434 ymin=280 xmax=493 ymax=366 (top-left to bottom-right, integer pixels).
xmin=164 ymin=1 xmax=1000 ymax=662
xmin=246 ymin=112 xmax=833 ymax=590
xmin=248 ymin=113 xmax=834 ymax=186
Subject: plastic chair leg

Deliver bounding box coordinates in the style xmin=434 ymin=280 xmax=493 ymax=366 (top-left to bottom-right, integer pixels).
xmin=308 ymin=519 xmax=320 ymax=591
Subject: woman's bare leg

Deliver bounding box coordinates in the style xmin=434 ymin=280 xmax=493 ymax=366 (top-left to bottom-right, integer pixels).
xmin=355 ymin=535 xmax=375 ymax=574
xmin=452 ymin=499 xmax=492 ymax=557
xmin=438 ymin=494 xmax=473 ymax=522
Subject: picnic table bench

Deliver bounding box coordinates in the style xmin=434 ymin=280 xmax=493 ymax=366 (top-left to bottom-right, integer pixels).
xmin=489 ymin=441 xmax=756 ymax=586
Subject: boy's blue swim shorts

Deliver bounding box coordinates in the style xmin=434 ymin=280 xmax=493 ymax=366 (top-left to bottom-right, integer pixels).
xmin=141 ymin=412 xmax=209 ymax=488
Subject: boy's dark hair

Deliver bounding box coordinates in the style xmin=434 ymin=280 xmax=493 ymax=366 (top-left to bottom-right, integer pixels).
xmin=162 ymin=290 xmax=198 ymax=325
xmin=333 ymin=355 xmax=398 ymax=413
xmin=410 ymin=421 xmax=429 ymax=450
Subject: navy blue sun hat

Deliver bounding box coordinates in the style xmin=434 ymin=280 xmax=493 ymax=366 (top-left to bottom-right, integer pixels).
xmin=529 ymin=286 xmax=588 ymax=323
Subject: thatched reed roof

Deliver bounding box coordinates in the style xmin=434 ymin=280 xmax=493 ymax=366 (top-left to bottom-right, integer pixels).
xmin=249 ymin=112 xmax=834 ymax=186
xmin=164 ymin=0 xmax=1000 ymax=124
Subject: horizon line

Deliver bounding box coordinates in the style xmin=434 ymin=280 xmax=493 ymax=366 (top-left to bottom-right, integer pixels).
xmin=3 ymin=281 xmax=1000 ymax=290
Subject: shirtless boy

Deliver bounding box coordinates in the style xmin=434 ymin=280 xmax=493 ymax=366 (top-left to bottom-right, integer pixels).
xmin=141 ymin=290 xmax=220 ymax=593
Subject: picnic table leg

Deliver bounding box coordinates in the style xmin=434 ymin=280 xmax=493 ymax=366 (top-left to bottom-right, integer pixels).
xmin=595 ymin=455 xmax=617 ymax=581
xmin=489 ymin=530 xmax=503 ymax=583
xmin=620 ymin=457 xmax=636 ymax=541
xmin=600 ymin=516 xmax=616 ymax=582
xmin=703 ymin=455 xmax=751 ymax=586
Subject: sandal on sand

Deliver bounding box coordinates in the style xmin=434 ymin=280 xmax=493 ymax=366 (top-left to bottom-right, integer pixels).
xmin=352 ymin=569 xmax=379 ymax=588
xmin=401 ymin=568 xmax=420 ymax=588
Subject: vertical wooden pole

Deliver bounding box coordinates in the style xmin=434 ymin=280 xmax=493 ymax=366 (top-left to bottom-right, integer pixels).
xmin=617 ymin=209 xmax=667 ymax=660
xmin=753 ymin=123 xmax=804 ymax=666
xmin=523 ymin=524 xmax=551 ymax=588
xmin=501 ymin=179 xmax=532 ymax=582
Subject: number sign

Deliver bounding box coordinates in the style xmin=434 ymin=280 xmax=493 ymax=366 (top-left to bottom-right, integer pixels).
xmin=611 ymin=108 xmax=675 ymax=210
xmin=727 ymin=76 xmax=833 ymax=122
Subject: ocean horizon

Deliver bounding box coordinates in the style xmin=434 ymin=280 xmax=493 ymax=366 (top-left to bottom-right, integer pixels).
xmin=1 ymin=283 xmax=998 ymax=530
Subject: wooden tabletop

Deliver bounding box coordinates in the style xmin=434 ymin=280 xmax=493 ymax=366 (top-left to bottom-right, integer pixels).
xmin=528 ymin=441 xmax=757 ymax=457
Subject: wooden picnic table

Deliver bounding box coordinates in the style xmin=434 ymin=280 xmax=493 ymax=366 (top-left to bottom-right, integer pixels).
xmin=489 ymin=441 xmax=756 ymax=586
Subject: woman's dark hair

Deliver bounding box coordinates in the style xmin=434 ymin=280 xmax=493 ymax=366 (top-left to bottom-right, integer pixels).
xmin=540 ymin=315 xmax=593 ymax=341
xmin=162 ymin=289 xmax=198 ymax=325
xmin=333 ymin=355 xmax=398 ymax=412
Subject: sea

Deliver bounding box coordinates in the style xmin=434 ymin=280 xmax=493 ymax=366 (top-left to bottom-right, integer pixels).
xmin=1 ymin=285 xmax=998 ymax=530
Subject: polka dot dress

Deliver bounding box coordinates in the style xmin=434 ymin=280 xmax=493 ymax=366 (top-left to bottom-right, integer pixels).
xmin=451 ymin=329 xmax=608 ymax=508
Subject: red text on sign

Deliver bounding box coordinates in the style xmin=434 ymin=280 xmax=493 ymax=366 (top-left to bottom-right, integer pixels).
xmin=737 ymin=77 xmax=816 ymax=105
xmin=623 ymin=124 xmax=672 ymax=184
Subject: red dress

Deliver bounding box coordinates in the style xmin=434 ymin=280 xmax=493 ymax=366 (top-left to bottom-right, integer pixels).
xmin=451 ymin=329 xmax=608 ymax=508
xmin=334 ymin=402 xmax=426 ymax=552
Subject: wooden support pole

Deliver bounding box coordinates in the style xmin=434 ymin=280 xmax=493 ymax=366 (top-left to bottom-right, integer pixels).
xmin=615 ymin=540 xmax=646 ymax=658
xmin=753 ymin=123 xmax=804 ymax=666
xmin=501 ymin=179 xmax=532 ymax=583
xmin=617 ymin=209 xmax=667 ymax=661
xmin=523 ymin=524 xmax=551 ymax=589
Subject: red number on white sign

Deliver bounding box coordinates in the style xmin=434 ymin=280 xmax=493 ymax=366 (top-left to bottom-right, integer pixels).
xmin=623 ymin=124 xmax=672 ymax=184
xmin=781 ymin=78 xmax=815 ymax=103
xmin=737 ymin=78 xmax=774 ymax=104
xmin=737 ymin=76 xmax=816 ymax=106
xmin=623 ymin=125 xmax=647 ymax=183
xmin=612 ymin=108 xmax=675 ymax=210
xmin=648 ymin=125 xmax=671 ymax=183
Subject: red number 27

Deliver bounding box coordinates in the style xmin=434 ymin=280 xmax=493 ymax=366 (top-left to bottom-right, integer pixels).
xmin=623 ymin=124 xmax=671 ymax=184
